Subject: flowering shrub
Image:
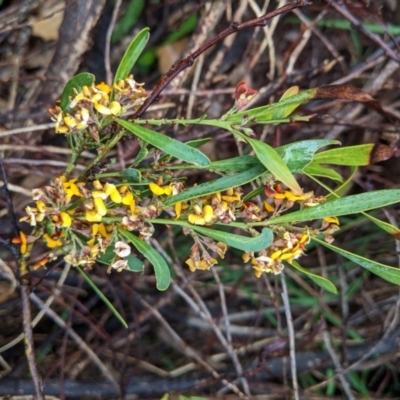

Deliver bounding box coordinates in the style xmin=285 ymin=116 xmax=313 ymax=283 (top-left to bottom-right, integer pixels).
xmin=16 ymin=28 xmax=400 ymax=299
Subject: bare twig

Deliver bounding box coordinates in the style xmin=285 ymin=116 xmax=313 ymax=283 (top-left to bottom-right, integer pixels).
xmin=186 ymin=54 xmax=204 ymax=119
xmin=20 ymin=278 xmax=44 ymax=399
xmin=328 ymin=1 xmax=400 ymax=63
xmin=150 ymin=238 xmax=249 ymax=396
xmin=281 ymin=272 xmax=299 ymax=400
xmin=132 ymin=0 xmax=311 ymax=119
xmin=1 ymin=154 xmax=43 ymax=398
xmin=105 ymin=0 xmax=122 ymax=84
xmin=138 ymin=293 xmax=246 ymax=398
xmin=0 ymin=153 xmax=19 ymax=254
xmin=323 ymin=331 xmax=355 ymax=400
xmin=211 ymin=268 xmax=250 ymax=396
xmin=0 ymin=263 xmax=71 ymax=356
xmin=0 ymin=122 xmax=56 ymax=137
xmin=29 ymin=292 xmax=119 ymax=391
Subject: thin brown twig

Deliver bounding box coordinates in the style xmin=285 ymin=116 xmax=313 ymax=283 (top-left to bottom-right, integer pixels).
xmin=132 ymin=0 xmax=312 ymax=119
xmin=105 ymin=0 xmax=122 ymax=84
xmin=211 ymin=268 xmax=250 ymax=396
xmin=328 ymin=0 xmax=400 ymax=63
xmin=29 ymin=291 xmax=119 ymax=391
xmin=137 ymin=293 xmax=246 ymax=398
xmin=20 ymin=278 xmax=44 ymax=399
xmin=150 ymin=238 xmax=250 ymax=396
xmin=322 ymin=331 xmax=355 ymax=400
xmin=1 ymin=154 xmax=43 ymax=398
xmin=281 ymin=272 xmax=299 ymax=400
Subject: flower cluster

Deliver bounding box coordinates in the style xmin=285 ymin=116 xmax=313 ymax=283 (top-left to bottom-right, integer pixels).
xmin=243 ymin=230 xmax=310 ymax=277
xmin=148 ymin=179 xmax=337 ymax=276
xmin=185 ymin=237 xmax=227 ymax=272
xmin=166 ymin=187 xmax=244 ymax=226
xmin=18 ymin=171 xmax=339 ymax=279
xmin=19 ymin=175 xmax=157 ymax=269
xmin=49 ymin=76 xmax=146 ymax=136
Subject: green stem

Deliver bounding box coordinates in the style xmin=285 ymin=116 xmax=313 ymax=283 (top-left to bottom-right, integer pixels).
xmin=65 ymin=151 xmax=80 ymax=175
xmin=79 ymin=128 xmax=127 ymax=180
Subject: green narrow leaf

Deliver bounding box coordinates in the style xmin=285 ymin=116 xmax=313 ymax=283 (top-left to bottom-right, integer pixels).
xmin=243 ymin=187 xmax=264 ymax=202
xmin=209 ymin=156 xmax=260 ymax=172
xmin=60 ymin=73 xmax=95 ymax=112
xmin=279 ymin=86 xmax=300 ymax=101
xmin=266 ymin=189 xmax=400 ymax=225
xmin=163 ymin=164 xmax=266 ymax=206
xmin=361 ymin=213 xmax=400 ymax=236
xmin=304 ymin=162 xmax=343 ymax=183
xmin=131 ymin=146 xmax=148 ymax=166
xmin=158 ymin=138 xmax=211 ymax=163
xmin=76 ymin=266 xmax=128 ymax=328
xmin=117 ymin=119 xmax=210 ymax=167
xmin=119 ymin=228 xmax=170 ymax=290
xmin=313 ymin=144 xmax=374 ymax=166
xmin=278 ymin=86 xmax=302 ymax=117
xmin=111 ymin=0 xmax=144 ymax=43
xmin=247 ymin=137 xmax=302 ymax=194
xmin=185 ymin=137 xmax=212 ymax=148
xmin=164 ymin=14 xmax=197 ymax=44
xmin=310 ymin=18 xmax=400 ymax=35
xmin=277 ymin=139 xmax=339 ymax=172
xmin=228 ymin=88 xmax=315 ymax=123
xmin=290 ymin=260 xmax=337 ymax=294
xmin=209 ymin=140 xmax=338 ymax=175
xmin=112 ymin=28 xmax=150 ymax=97
xmin=190 ymin=226 xmax=273 ymax=252
xmin=313 ymin=237 xmax=400 ymax=286
xmin=228 ymin=84 xmax=376 ymax=124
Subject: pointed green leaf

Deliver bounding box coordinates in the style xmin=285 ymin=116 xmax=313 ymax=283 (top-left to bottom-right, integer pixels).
xmin=277 ymin=139 xmax=339 ymax=172
xmin=163 ymin=164 xmax=266 ymax=206
xmin=60 ymin=73 xmax=95 ymax=112
xmin=209 ymin=156 xmax=260 ymax=172
xmin=247 ymin=137 xmax=302 ymax=194
xmin=290 ymin=260 xmax=337 ymax=294
xmin=190 ymin=226 xmax=273 ymax=252
xmin=209 ymin=140 xmax=338 ymax=175
xmin=119 ymin=228 xmax=170 ymax=290
xmin=362 ymin=213 xmax=400 ymax=236
xmin=279 ymin=86 xmax=300 ymax=101
xmin=131 ymin=146 xmax=149 ymax=166
xmin=228 ymin=88 xmax=315 ymax=123
xmin=304 ymin=162 xmax=343 ymax=183
xmin=185 ymin=137 xmax=212 ymax=148
xmin=313 ymin=237 xmax=400 ymax=286
xmin=228 ymin=85 xmax=376 ymax=124
xmin=313 ymin=144 xmax=374 ymax=166
xmin=158 ymin=137 xmax=211 ymax=163
xmin=117 ymin=119 xmax=210 ymax=167
xmin=113 ymin=28 xmax=150 ymax=87
xmin=266 ymin=189 xmax=400 ymax=225
xmin=111 ymin=0 xmax=144 ymax=43
xmin=277 ymin=86 xmax=302 ymax=117
xmin=243 ymin=187 xmax=264 ymax=202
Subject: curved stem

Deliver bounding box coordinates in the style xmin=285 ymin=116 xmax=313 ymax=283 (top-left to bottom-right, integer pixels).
xmin=78 ymin=127 xmax=127 ymax=180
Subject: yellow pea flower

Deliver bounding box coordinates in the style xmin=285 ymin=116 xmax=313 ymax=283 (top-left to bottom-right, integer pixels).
xmin=43 ymin=234 xmax=62 ymax=248
xmin=60 ymin=212 xmax=72 ymax=227
xmin=94 ymin=197 xmax=107 ymax=216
